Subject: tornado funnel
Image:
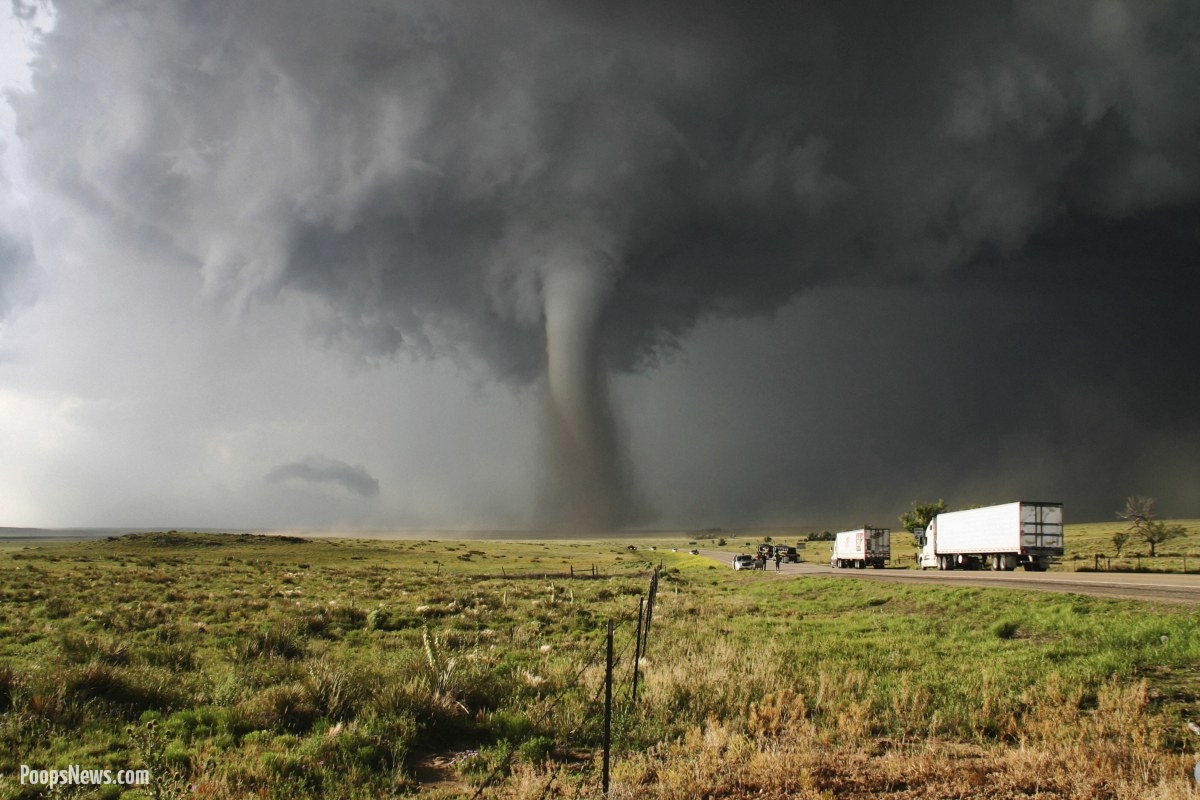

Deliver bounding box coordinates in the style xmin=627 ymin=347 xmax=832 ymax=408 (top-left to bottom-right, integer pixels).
xmin=541 ymin=264 xmax=624 ymax=530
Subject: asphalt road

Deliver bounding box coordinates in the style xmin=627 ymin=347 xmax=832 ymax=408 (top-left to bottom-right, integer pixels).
xmin=695 ymin=549 xmax=1200 ymax=603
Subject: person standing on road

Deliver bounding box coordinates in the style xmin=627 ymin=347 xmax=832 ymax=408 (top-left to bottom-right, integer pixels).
xmin=774 ymin=552 xmax=782 ymax=571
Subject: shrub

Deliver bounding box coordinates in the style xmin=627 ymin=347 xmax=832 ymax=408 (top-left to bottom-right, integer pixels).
xmin=304 ymin=660 xmax=364 ymax=721
xmin=239 ymin=683 xmax=317 ymax=733
xmin=64 ymin=663 xmax=182 ymax=717
xmin=366 ymin=608 xmax=389 ymax=631
xmin=992 ymin=620 xmax=1021 ymax=640
xmin=59 ymin=632 xmax=131 ymax=665
xmin=516 ymin=734 xmax=555 ymax=764
xmin=325 ymin=604 xmax=368 ymax=631
xmin=43 ymin=596 xmax=75 ymax=619
xmin=236 ymin=626 xmax=307 ymax=661
xmin=0 ymin=665 xmax=17 ymax=713
xmin=486 ymin=708 xmax=534 ymax=742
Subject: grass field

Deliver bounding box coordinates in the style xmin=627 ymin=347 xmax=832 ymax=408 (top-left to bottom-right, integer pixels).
xmin=1 ymin=528 xmax=1199 ymax=798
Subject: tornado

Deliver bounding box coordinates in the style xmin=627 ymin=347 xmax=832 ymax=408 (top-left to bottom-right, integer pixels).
xmin=541 ymin=262 xmax=624 ymax=531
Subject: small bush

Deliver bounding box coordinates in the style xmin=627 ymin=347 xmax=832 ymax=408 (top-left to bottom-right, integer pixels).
xmin=239 ymin=683 xmax=317 ymax=733
xmin=366 ymin=608 xmax=389 ymax=631
xmin=330 ymin=605 xmax=368 ymax=629
xmin=60 ymin=632 xmax=131 ymax=665
xmin=516 ymin=734 xmax=555 ymax=764
xmin=0 ymin=665 xmax=17 ymax=713
xmin=43 ymin=596 xmax=76 ymax=619
xmin=304 ymin=660 xmax=363 ymax=721
xmin=164 ymin=707 xmax=225 ymax=742
xmin=237 ymin=626 xmax=307 ymax=661
xmin=135 ymin=641 xmax=196 ymax=671
xmin=486 ymin=708 xmax=533 ymax=742
xmin=992 ymin=620 xmax=1021 ymax=640
xmin=64 ymin=663 xmax=182 ymax=717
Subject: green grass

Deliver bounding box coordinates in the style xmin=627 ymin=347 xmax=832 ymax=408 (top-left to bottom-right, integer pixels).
xmin=1 ymin=531 xmax=1198 ymax=798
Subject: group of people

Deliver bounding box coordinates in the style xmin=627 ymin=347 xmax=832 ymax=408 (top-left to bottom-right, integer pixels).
xmin=754 ymin=551 xmax=783 ymax=571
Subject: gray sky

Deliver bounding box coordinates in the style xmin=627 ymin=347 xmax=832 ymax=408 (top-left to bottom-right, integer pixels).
xmin=1 ymin=1 xmax=1198 ymax=531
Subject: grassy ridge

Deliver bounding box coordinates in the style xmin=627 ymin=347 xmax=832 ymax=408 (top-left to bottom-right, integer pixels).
xmin=1 ymin=532 xmax=1198 ymax=798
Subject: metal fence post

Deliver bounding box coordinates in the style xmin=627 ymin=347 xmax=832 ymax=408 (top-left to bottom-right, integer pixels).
xmin=603 ymin=620 xmax=613 ymax=795
xmin=631 ymin=596 xmax=644 ymax=702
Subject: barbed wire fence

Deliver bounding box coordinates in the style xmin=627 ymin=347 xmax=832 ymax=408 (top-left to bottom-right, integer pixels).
xmin=468 ymin=563 xmax=662 ymax=798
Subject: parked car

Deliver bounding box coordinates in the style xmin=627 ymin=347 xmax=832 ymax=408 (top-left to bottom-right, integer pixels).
xmin=777 ymin=546 xmax=800 ymax=563
xmin=689 ymin=549 xmax=700 ymax=555
xmin=732 ymin=554 xmax=755 ymax=570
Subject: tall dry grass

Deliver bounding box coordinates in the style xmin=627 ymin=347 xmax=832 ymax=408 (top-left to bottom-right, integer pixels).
xmin=597 ymin=676 xmax=1196 ymax=800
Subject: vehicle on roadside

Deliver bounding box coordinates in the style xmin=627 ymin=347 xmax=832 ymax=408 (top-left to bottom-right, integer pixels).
xmin=831 ymin=527 xmax=891 ymax=569
xmin=732 ymin=554 xmax=755 ymax=570
xmin=917 ymin=501 xmax=1063 ymax=571
xmin=776 ymin=546 xmax=799 ymax=563
xmin=689 ymin=549 xmax=700 ymax=555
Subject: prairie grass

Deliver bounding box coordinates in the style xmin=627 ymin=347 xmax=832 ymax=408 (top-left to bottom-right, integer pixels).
xmin=0 ymin=531 xmax=1197 ymax=798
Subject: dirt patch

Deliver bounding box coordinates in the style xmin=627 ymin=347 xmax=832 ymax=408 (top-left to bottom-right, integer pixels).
xmin=409 ymin=753 xmax=474 ymax=795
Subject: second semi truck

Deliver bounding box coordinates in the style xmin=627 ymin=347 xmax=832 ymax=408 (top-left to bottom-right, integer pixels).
xmin=917 ymin=501 xmax=1063 ymax=571
xmin=831 ymin=527 xmax=891 ymax=569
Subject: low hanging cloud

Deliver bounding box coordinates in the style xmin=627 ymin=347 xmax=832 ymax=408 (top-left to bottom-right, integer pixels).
xmin=265 ymin=454 xmax=380 ymax=498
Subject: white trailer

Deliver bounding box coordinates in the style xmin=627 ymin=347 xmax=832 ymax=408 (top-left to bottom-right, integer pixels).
xmin=831 ymin=527 xmax=891 ymax=569
xmin=917 ymin=501 xmax=1063 ymax=572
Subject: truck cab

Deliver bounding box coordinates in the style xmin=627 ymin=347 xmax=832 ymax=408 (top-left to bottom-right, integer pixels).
xmin=917 ymin=520 xmax=938 ymax=569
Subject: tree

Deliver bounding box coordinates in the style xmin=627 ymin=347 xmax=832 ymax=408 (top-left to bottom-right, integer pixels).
xmin=900 ymin=499 xmax=948 ymax=544
xmin=1117 ymin=495 xmax=1156 ymax=529
xmin=1117 ymin=495 xmax=1186 ymax=557
xmin=1111 ymin=530 xmax=1129 ymax=557
xmin=1140 ymin=519 xmax=1187 ymax=557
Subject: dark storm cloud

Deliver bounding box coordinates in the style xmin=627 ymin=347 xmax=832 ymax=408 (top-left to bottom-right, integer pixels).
xmin=11 ymin=0 xmax=1200 ymax=524
xmin=265 ymin=454 xmax=380 ymax=498
xmin=19 ymin=0 xmax=1196 ymax=370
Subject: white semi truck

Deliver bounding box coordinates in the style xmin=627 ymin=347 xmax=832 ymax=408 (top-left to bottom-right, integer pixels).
xmin=831 ymin=527 xmax=891 ymax=569
xmin=917 ymin=501 xmax=1063 ymax=571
